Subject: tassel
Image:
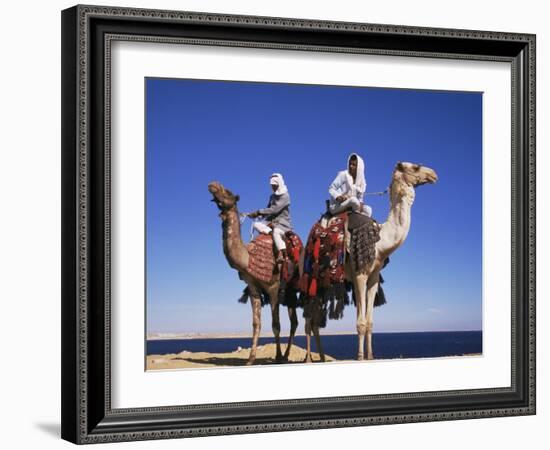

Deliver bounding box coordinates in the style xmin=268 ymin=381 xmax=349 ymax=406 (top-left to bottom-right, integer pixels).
xmin=322 ymin=269 xmax=331 ymax=288
xmin=238 ymin=287 xmax=250 ymax=304
xmin=292 ymin=246 xmax=300 ymax=263
xmin=308 ymin=278 xmax=318 ymax=297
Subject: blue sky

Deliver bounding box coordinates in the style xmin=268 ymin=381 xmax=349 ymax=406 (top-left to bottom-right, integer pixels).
xmin=146 ymin=78 xmax=482 ymax=334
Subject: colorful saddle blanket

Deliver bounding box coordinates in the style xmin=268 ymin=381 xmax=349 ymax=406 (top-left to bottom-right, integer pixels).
xmin=299 ymin=213 xmax=347 ymax=298
xmin=246 ymin=231 xmax=303 ymax=284
xmin=299 ymin=211 xmax=382 ymax=321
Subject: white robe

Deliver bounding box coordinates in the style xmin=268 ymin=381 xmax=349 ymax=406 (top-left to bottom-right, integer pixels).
xmin=328 ymin=153 xmax=371 ymax=216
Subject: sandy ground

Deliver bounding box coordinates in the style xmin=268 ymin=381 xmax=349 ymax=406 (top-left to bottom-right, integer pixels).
xmin=147 ymin=343 xmax=335 ymax=370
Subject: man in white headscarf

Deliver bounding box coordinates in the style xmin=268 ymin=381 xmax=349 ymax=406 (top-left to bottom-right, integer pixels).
xmin=328 ymin=153 xmax=372 ymax=217
xmin=249 ymin=173 xmax=293 ymax=263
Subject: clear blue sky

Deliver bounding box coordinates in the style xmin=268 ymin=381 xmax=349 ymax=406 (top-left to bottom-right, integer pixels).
xmin=145 ymin=78 xmax=482 ymax=334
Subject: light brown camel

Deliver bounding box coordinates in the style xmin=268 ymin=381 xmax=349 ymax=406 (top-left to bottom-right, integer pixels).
xmin=304 ymin=162 xmax=438 ymax=362
xmin=208 ymin=181 xmax=299 ymax=365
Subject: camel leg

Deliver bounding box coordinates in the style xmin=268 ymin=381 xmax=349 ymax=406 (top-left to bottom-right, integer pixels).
xmin=283 ymin=307 xmax=298 ymax=361
xmin=365 ymin=272 xmax=380 ymax=361
xmin=304 ymin=317 xmax=313 ymax=363
xmin=247 ymin=295 xmax=262 ymax=365
xmin=268 ymin=288 xmax=284 ymax=363
xmin=312 ymin=325 xmax=325 ymax=362
xmin=354 ymin=273 xmax=369 ymax=361
xmin=311 ymin=300 xmax=325 ymax=362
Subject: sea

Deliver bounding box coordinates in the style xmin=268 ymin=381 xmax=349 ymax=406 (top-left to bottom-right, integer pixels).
xmin=147 ymin=331 xmax=482 ymax=360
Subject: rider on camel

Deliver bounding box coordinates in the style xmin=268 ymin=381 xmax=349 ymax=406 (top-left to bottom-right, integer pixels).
xmin=328 ymin=153 xmax=372 ymax=217
xmin=248 ymin=173 xmax=293 ymax=263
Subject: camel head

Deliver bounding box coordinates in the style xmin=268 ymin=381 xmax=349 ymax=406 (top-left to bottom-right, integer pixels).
xmin=393 ymin=161 xmax=438 ymax=188
xmin=208 ymin=181 xmax=240 ymax=212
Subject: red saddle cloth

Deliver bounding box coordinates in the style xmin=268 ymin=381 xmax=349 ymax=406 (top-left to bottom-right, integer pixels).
xmin=299 ymin=213 xmax=347 ymax=297
xmin=246 ymin=231 xmax=303 ymax=284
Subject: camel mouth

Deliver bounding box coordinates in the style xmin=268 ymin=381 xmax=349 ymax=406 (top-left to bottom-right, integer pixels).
xmin=426 ymin=170 xmax=438 ymax=184
xmin=426 ymin=174 xmax=438 ymax=184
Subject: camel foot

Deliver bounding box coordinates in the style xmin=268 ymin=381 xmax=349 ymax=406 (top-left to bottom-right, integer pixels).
xmin=246 ymin=357 xmax=256 ymax=366
xmin=357 ymin=353 xmax=364 ymax=361
xmin=283 ymin=344 xmax=291 ymax=360
xmin=275 ymin=353 xmax=285 ymax=364
xmin=320 ymin=356 xmax=326 ymax=363
xmin=367 ymin=353 xmax=374 ymax=361
xmin=303 ymin=355 xmax=313 ymax=363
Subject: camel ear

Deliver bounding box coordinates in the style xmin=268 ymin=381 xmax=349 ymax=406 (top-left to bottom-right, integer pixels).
xmin=235 ymin=195 xmax=240 ymax=202
xmin=396 ymin=161 xmax=404 ymax=171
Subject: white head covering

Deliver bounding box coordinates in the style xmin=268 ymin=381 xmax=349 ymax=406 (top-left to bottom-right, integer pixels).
xmin=269 ymin=173 xmax=288 ymax=196
xmin=347 ymin=153 xmax=366 ymax=196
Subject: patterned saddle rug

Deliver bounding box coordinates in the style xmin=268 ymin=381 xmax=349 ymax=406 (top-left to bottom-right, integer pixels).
xmin=299 ymin=211 xmax=383 ymax=324
xmin=246 ymin=231 xmax=303 ymax=284
xmin=239 ymin=231 xmax=303 ymax=308
xmin=346 ymin=212 xmax=382 ymax=274
xmin=299 ymin=213 xmax=347 ymax=298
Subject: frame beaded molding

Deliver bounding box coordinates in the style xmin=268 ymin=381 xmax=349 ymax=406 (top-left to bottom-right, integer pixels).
xmin=73 ymin=4 xmax=536 ymax=444
xmin=103 ymin=31 xmax=516 ymax=414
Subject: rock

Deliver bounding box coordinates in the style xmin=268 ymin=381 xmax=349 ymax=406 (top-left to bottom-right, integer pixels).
xmin=146 ymin=343 xmax=335 ymax=370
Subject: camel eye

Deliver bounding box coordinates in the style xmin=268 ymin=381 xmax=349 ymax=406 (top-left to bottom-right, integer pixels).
xmin=414 ymin=165 xmax=420 ymax=171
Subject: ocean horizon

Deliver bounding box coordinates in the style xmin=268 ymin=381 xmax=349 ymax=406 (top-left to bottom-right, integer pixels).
xmin=147 ymin=330 xmax=482 ymax=360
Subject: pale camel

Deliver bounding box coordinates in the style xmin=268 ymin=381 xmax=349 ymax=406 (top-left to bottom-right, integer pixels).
xmin=304 ymin=162 xmax=438 ymax=362
xmin=208 ymin=181 xmax=299 ymax=365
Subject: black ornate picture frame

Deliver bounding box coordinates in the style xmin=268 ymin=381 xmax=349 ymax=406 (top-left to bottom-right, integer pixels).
xmin=61 ymin=4 xmax=536 ymax=444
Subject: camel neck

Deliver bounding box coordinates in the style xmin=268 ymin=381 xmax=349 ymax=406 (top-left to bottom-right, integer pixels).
xmin=221 ymin=206 xmax=249 ymax=272
xmin=379 ymin=181 xmax=414 ymax=256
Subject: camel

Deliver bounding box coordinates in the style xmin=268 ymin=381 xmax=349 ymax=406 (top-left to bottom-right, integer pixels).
xmin=303 ymin=162 xmax=438 ymax=362
xmin=208 ymin=181 xmax=299 ymax=365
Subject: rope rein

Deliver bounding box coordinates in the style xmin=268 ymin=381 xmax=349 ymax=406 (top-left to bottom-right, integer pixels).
xmin=364 ymin=187 xmax=389 ymax=196
xmin=239 ymin=213 xmax=257 ymax=241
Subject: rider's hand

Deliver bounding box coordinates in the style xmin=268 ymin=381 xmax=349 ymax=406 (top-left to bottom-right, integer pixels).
xmin=248 ymin=211 xmax=259 ymax=218
xmin=336 ymin=195 xmax=345 ymax=203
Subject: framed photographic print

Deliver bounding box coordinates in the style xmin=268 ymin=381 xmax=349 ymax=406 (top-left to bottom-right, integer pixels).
xmin=61 ymin=4 xmax=536 ymax=444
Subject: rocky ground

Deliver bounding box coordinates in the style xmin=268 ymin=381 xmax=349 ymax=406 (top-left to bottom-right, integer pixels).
xmin=146 ymin=343 xmax=335 ymax=370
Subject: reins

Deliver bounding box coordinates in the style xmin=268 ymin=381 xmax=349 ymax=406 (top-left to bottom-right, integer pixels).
xmin=239 ymin=212 xmax=257 ymax=241
xmin=364 ymin=188 xmax=389 ymax=196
